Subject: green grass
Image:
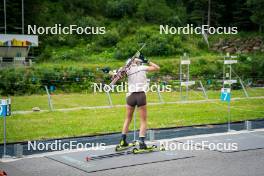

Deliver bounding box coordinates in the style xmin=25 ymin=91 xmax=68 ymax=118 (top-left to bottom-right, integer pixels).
xmin=0 ymin=88 xmax=263 ymax=143
xmin=35 ymin=53 xmax=219 ymax=69
xmin=11 ymin=88 xmax=264 ymax=111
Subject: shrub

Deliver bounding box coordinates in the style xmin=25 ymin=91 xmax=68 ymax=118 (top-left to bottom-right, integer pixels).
xmin=114 ymin=36 xmax=139 ymax=59
xmin=104 ymin=0 xmax=138 ymax=18
xmin=97 ymin=29 xmax=120 ymax=47
xmin=116 ymin=19 xmax=137 ymax=36
xmin=137 ymin=0 xmax=173 ymax=23
xmin=144 ymin=34 xmax=176 ymax=56
xmin=0 ymin=66 xmax=96 ymax=95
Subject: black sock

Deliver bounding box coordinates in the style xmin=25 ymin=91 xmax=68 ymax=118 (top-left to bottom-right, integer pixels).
xmin=121 ymin=134 xmax=127 ymax=141
xmin=139 ymin=136 xmax=145 ymax=143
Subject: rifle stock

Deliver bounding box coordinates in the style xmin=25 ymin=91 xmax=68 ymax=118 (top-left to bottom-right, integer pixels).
xmin=109 ymin=44 xmax=146 ymax=86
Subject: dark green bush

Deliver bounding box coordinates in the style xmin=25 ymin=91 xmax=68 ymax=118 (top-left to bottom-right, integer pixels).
xmin=104 ymin=0 xmax=138 ymax=18
xmin=97 ymin=29 xmax=120 ymax=47
xmin=114 ymin=31 xmax=185 ymax=59
xmin=137 ymin=0 xmax=173 ymax=23
xmin=0 ymin=67 xmax=96 ymax=95
xmin=116 ymin=19 xmax=137 ymax=36
xmin=145 ymin=34 xmax=178 ymax=56
xmin=197 ymin=40 xmax=208 ymax=50
xmin=114 ymin=37 xmax=139 ymax=59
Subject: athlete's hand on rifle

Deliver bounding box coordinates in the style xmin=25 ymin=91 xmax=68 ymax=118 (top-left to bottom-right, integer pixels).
xmin=109 ymin=67 xmax=126 ymax=81
xmin=109 ymin=69 xmax=117 ymax=76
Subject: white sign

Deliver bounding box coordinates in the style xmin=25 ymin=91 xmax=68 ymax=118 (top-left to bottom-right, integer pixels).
xmin=181 ymin=81 xmax=195 ymax=86
xmin=224 ymin=80 xmax=237 ymax=84
xmin=1 ymin=99 xmax=7 ymax=105
xmin=224 ymin=60 xmax=238 ymax=64
xmin=221 ymin=88 xmax=230 ymax=93
xmin=181 ymin=60 xmax=190 ymax=65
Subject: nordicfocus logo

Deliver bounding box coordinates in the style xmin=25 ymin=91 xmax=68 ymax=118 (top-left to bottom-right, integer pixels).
xmin=27 ymin=140 xmax=106 ymax=151
xmin=92 ymin=82 xmax=172 ymax=93
xmin=160 ymin=24 xmax=238 ymax=35
xmin=160 ymin=140 xmax=238 ymax=151
xmin=27 ymin=24 xmax=106 ymax=35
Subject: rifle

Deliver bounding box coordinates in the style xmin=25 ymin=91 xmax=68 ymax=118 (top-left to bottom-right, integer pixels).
xmin=109 ymin=43 xmax=146 ymax=86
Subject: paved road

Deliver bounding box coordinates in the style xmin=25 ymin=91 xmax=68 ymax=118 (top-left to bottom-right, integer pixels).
xmin=1 ymin=130 xmax=264 ymax=176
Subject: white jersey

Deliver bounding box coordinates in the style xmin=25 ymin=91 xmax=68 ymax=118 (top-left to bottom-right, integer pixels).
xmin=126 ymin=64 xmax=148 ymax=93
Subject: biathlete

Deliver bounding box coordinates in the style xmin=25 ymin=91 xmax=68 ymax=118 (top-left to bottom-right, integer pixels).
xmin=116 ymin=54 xmax=160 ymax=151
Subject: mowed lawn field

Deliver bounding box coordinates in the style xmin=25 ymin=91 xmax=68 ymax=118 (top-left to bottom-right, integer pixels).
xmin=0 ymin=88 xmax=263 ymax=143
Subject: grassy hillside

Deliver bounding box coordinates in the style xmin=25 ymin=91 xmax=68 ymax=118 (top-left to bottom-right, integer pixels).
xmin=1 ymin=0 xmax=264 ymax=95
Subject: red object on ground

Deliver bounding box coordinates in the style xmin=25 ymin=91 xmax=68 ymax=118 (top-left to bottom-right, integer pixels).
xmin=86 ymin=156 xmax=91 ymax=161
xmin=0 ymin=170 xmax=7 ymax=176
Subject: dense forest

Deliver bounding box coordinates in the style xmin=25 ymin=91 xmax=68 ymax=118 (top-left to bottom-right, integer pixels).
xmin=1 ymin=0 xmax=263 ymax=58
xmin=1 ymin=0 xmax=263 ymax=31
xmin=0 ymin=0 xmax=264 ymax=95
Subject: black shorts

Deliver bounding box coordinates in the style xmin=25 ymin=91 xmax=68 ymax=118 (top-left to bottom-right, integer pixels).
xmin=126 ymin=92 xmax=146 ymax=107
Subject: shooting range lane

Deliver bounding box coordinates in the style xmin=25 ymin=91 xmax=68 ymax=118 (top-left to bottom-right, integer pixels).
xmin=175 ymin=130 xmax=264 ymax=153
xmin=1 ymin=129 xmax=264 ymax=176
xmin=45 ymin=141 xmax=195 ymax=173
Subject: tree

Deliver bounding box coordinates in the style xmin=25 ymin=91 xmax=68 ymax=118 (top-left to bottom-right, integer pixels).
xmin=231 ymin=0 xmax=253 ymax=30
xmin=247 ymin=0 xmax=264 ymax=32
xmin=137 ymin=0 xmax=173 ymax=24
xmin=104 ymin=0 xmax=139 ymax=18
xmin=186 ymin=0 xmax=225 ymax=26
xmin=165 ymin=0 xmax=188 ymax=25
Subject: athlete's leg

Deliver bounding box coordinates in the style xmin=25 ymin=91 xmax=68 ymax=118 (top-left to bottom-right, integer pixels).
xmin=118 ymin=93 xmax=136 ymax=147
xmin=138 ymin=105 xmax=147 ymax=138
xmin=117 ymin=105 xmax=135 ymax=148
xmin=122 ymin=105 xmax=135 ymax=134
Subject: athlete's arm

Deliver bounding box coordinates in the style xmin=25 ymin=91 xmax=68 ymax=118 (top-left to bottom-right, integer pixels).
xmin=147 ymin=61 xmax=160 ymax=72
